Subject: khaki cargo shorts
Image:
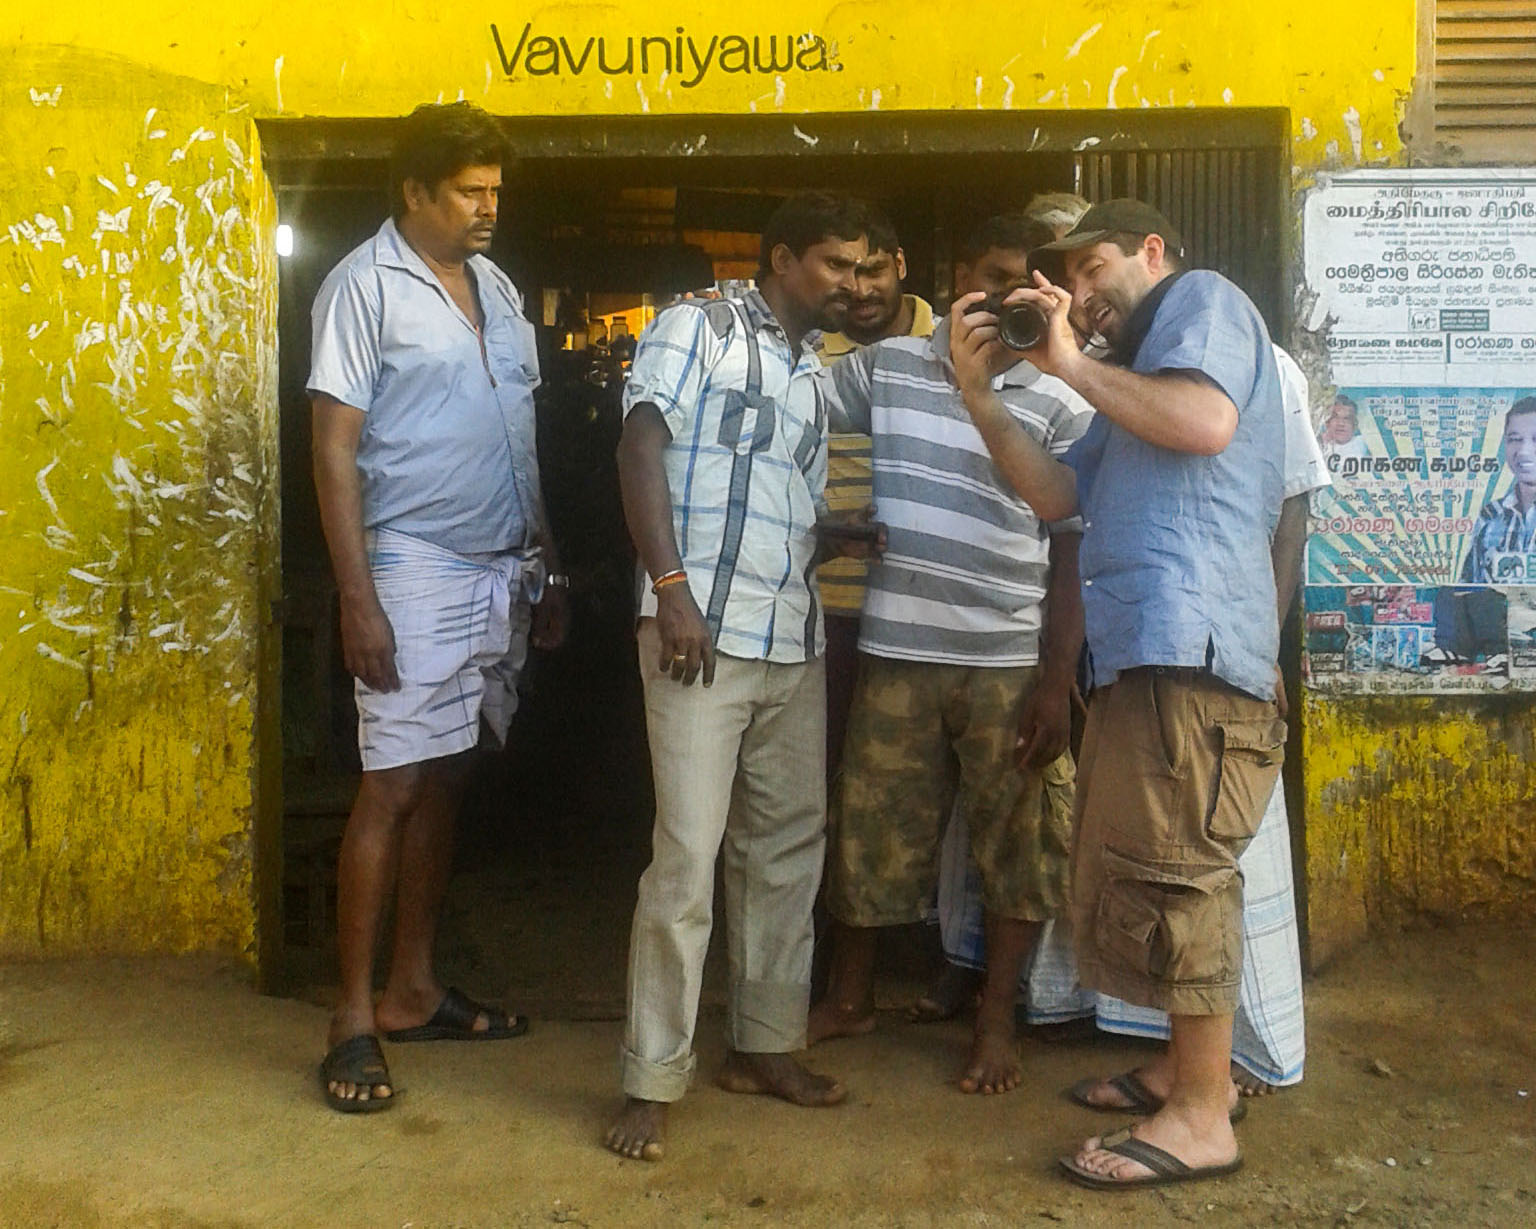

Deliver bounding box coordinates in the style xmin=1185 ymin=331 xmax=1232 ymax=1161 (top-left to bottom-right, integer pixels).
xmin=827 ymin=655 xmax=1074 ymax=927
xmin=1071 ymin=667 xmax=1286 ymax=1016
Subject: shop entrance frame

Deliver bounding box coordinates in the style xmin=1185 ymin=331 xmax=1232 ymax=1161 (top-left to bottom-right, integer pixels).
xmin=255 ymin=107 xmax=1297 ymax=991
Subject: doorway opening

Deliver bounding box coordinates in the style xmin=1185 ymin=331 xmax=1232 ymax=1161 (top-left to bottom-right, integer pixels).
xmin=262 ymin=109 xmax=1290 ymax=1008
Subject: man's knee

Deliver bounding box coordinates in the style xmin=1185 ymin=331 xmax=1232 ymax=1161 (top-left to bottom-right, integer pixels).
xmin=357 ymin=762 xmax=430 ymax=821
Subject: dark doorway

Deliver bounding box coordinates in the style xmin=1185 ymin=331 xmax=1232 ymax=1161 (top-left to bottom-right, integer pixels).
xmin=264 ymin=109 xmax=1289 ymax=1008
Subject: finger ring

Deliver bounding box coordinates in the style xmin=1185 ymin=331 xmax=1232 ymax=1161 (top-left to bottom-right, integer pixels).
xmin=672 ymin=653 xmax=688 ymax=663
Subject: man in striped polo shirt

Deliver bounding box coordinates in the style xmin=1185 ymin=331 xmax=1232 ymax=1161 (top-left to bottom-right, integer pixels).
xmin=807 ymin=214 xmax=1092 ymax=1095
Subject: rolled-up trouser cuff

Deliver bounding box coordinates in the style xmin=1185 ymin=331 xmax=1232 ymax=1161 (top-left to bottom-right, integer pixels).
xmin=730 ymin=979 xmax=810 ymax=1053
xmin=1078 ymin=958 xmax=1240 ymax=1016
xmin=620 ymin=1047 xmax=695 ymax=1103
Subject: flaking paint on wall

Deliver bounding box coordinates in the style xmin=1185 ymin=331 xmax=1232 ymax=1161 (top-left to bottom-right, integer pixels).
xmin=0 ymin=51 xmax=278 ymax=957
xmin=1303 ymin=694 xmax=1536 ymax=967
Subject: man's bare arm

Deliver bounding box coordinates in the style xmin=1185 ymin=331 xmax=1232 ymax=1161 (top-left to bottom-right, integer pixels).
xmin=616 ymin=403 xmax=715 ymax=687
xmin=311 ymin=393 xmax=399 ymax=691
xmin=1012 ymin=275 xmax=1239 ymax=456
xmin=1016 ymin=532 xmax=1085 ymax=769
xmin=1271 ymin=492 xmax=1309 ymax=622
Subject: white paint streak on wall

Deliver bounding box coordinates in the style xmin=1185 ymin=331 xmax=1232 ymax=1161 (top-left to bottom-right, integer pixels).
xmin=792 ymin=125 xmax=819 ymax=147
xmin=1108 ymin=66 xmax=1126 ymax=108
xmin=1138 ymin=30 xmax=1162 ymax=61
xmin=1001 ymin=77 xmax=1014 ymax=109
xmin=274 ymin=56 xmax=285 ymax=112
xmin=1065 ymin=24 xmax=1102 ymax=60
xmin=29 ymin=86 xmax=63 ymax=107
xmin=1342 ymin=106 xmax=1363 ymax=162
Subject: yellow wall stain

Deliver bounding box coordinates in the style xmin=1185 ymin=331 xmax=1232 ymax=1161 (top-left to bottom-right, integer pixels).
xmin=0 ymin=52 xmax=277 ymax=959
xmin=1303 ymin=694 xmax=1536 ymax=966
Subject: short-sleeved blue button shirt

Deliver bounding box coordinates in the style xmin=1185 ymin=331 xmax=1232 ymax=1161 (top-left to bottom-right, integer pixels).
xmin=307 ymin=218 xmax=542 ymax=555
xmin=1065 ymin=271 xmax=1285 ymax=700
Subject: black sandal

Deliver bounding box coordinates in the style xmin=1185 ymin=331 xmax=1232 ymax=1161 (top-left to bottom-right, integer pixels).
xmin=383 ymin=987 xmax=530 ymax=1043
xmin=319 ymin=1034 xmax=396 ymax=1114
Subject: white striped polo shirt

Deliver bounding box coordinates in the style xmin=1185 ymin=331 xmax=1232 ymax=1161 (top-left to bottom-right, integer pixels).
xmin=820 ymin=320 xmax=1091 ymax=666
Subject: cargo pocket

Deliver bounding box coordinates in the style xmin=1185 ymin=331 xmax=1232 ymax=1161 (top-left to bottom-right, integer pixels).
xmin=1096 ymin=848 xmax=1241 ymax=988
xmin=1206 ymin=716 xmax=1287 ymax=842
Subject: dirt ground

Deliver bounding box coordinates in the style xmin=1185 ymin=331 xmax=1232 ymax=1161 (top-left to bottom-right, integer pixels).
xmin=2 ymin=924 xmax=1535 ymax=1228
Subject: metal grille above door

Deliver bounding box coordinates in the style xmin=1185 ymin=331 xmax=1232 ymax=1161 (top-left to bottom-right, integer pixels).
xmin=1075 ymin=146 xmax=1286 ymax=336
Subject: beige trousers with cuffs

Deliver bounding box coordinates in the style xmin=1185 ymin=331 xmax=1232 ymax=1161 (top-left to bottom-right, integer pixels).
xmin=621 ymin=619 xmax=827 ymax=1103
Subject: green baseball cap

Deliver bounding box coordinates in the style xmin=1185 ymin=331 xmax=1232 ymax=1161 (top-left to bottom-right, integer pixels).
xmin=1029 ymin=198 xmax=1186 ymax=281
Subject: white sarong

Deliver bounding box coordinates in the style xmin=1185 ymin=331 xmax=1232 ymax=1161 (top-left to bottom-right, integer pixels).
xmin=938 ymin=780 xmax=1306 ymax=1086
xmin=355 ymin=527 xmax=542 ymax=772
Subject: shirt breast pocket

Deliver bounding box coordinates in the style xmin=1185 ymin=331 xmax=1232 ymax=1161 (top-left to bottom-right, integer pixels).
xmin=484 ymin=317 xmax=540 ymax=390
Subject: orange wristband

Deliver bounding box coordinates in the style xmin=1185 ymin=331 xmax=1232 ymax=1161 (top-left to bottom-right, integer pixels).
xmin=651 ymin=570 xmax=689 ymax=595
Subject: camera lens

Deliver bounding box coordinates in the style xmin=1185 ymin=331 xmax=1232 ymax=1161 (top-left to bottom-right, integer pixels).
xmin=996 ymin=302 xmax=1047 ymax=350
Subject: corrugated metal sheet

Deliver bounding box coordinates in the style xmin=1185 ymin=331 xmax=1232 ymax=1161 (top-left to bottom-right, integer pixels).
xmin=1435 ymin=1 xmax=1536 ymax=156
xmin=1075 ymin=146 xmax=1284 ymax=334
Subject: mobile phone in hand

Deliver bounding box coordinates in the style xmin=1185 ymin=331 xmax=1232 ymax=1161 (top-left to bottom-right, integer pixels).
xmin=817 ymin=520 xmax=882 ymax=543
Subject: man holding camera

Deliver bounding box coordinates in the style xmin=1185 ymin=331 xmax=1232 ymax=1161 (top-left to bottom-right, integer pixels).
xmin=951 ymin=199 xmax=1287 ymax=1189
xmin=807 ymin=214 xmax=1091 ymax=1096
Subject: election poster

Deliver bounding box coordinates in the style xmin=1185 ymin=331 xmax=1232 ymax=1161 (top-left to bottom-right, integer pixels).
xmin=1301 ymin=169 xmax=1536 ymax=693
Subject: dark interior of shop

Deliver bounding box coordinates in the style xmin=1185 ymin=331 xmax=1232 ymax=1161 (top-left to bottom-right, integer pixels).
xmin=270 ymin=120 xmax=1287 ymax=1011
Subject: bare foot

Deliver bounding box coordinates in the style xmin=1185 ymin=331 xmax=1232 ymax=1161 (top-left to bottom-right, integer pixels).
xmin=1232 ymin=1063 xmax=1278 ymax=1097
xmin=1069 ymin=1102 xmax=1237 ymax=1184
xmin=806 ymin=998 xmax=875 ymax=1046
xmin=715 ymin=1051 xmax=847 ymax=1106
xmin=959 ymin=1023 xmax=1020 ymax=1095
xmin=604 ymin=1098 xmax=666 ymax=1161
xmin=908 ymin=962 xmax=983 ymax=1023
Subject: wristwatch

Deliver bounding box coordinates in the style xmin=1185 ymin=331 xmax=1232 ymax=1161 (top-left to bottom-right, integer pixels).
xmin=545 ymin=573 xmax=570 ymax=589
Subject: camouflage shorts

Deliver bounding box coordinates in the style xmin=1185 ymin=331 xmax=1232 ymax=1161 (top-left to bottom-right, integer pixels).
xmin=827 ymin=655 xmax=1075 ymax=926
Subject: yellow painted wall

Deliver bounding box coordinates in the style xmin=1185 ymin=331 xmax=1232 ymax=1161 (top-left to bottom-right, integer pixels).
xmin=1 ymin=3 xmax=1422 ymax=963
xmin=1302 ymin=694 xmax=1536 ymax=964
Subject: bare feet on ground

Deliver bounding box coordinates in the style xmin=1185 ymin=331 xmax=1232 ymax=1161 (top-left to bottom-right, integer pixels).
xmin=1069 ymin=1103 xmax=1238 ymax=1184
xmin=604 ymin=1098 xmax=666 ymax=1161
xmin=324 ymin=1008 xmax=393 ymax=1106
xmin=1232 ymin=1063 xmax=1278 ymax=1096
xmin=806 ymin=998 xmax=876 ymax=1046
xmin=908 ymin=962 xmax=983 ymax=1023
xmin=715 ymin=1050 xmax=847 ymax=1106
xmin=958 ymin=1022 xmax=1021 ymax=1094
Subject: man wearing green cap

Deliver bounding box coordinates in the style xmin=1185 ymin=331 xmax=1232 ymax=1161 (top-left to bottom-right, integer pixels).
xmin=947 ymin=199 xmax=1287 ymax=1190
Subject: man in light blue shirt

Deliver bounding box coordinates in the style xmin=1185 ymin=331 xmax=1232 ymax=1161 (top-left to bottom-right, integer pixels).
xmin=948 ymin=200 xmax=1286 ymax=1190
xmin=308 ymin=102 xmax=567 ymax=1114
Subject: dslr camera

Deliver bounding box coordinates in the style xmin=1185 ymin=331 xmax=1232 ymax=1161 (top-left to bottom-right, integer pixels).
xmin=964 ymin=294 xmax=1048 ymax=351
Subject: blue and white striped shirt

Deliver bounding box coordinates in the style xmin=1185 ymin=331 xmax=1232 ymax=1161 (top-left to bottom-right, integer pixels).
xmin=624 ymin=291 xmax=828 ymax=663
xmin=821 ymin=320 xmax=1092 ymax=666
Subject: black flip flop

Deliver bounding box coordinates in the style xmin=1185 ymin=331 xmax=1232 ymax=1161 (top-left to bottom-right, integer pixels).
xmin=1058 ymin=1125 xmax=1243 ymax=1190
xmin=319 ymin=1034 xmax=396 ymax=1114
xmin=1067 ymin=1070 xmax=1248 ymax=1124
xmin=383 ymin=987 xmax=530 ymax=1043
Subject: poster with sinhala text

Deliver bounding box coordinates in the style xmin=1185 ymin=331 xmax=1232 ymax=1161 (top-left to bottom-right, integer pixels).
xmin=1302 ymin=170 xmax=1536 ymax=693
